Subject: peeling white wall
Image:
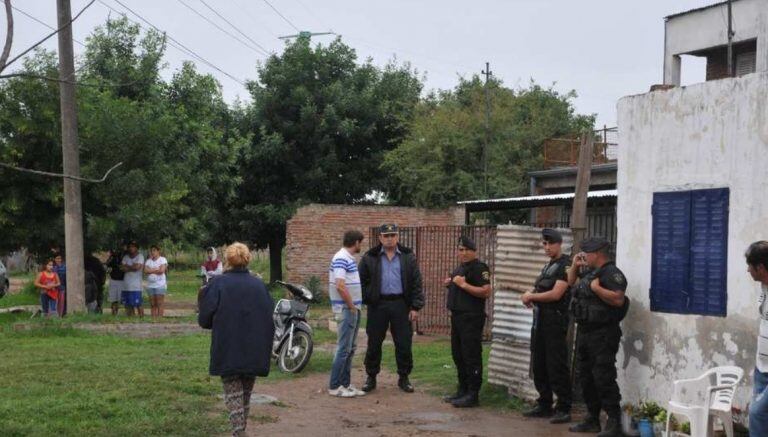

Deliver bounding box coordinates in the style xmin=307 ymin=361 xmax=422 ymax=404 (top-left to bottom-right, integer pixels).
xmin=616 ymin=72 xmax=768 ymax=409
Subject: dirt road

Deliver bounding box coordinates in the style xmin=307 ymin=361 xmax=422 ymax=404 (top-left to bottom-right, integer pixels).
xmin=245 ymin=369 xmax=575 ymax=437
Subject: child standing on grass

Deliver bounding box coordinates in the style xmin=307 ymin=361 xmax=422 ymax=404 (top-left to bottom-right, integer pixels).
xmin=144 ymin=245 xmax=168 ymax=318
xmin=34 ymin=260 xmax=61 ymax=317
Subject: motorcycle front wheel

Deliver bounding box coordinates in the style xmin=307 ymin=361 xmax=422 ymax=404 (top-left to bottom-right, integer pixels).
xmin=278 ymin=330 xmax=313 ymax=373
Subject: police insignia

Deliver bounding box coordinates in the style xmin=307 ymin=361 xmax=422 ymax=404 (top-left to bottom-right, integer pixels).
xmin=613 ymin=273 xmax=625 ymax=284
xmin=482 ymin=271 xmax=490 ymax=280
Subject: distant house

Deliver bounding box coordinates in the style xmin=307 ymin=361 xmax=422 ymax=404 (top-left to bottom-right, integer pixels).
xmin=616 ymin=0 xmax=768 ymax=411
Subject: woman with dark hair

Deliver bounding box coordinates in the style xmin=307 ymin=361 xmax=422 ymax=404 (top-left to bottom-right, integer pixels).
xmin=198 ymin=242 xmax=274 ymax=437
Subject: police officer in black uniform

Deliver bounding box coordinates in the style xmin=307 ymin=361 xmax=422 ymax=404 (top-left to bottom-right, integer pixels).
xmin=521 ymin=228 xmax=572 ymax=424
xmin=443 ymin=236 xmax=492 ymax=408
xmin=567 ymin=237 xmax=629 ymax=437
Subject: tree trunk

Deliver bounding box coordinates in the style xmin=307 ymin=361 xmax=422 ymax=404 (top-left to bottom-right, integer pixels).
xmin=268 ymin=237 xmax=283 ymax=283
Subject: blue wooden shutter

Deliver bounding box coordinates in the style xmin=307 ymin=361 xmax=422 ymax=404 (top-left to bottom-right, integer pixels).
xmin=650 ymin=191 xmax=691 ymax=313
xmin=688 ymin=188 xmax=729 ymax=316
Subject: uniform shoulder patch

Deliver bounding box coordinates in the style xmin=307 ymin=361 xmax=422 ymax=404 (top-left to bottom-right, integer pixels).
xmin=482 ymin=270 xmax=490 ymax=281
xmin=613 ymin=272 xmax=625 ymax=284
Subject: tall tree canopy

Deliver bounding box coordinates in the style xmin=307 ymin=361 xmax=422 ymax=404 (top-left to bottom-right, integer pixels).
xmin=382 ymin=77 xmax=594 ymax=210
xmin=0 ymin=18 xmax=244 ymax=256
xmin=232 ymin=36 xmax=422 ymax=280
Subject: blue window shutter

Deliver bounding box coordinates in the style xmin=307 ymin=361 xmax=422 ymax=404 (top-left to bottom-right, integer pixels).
xmin=688 ymin=188 xmax=729 ymax=316
xmin=650 ymin=191 xmax=691 ymax=313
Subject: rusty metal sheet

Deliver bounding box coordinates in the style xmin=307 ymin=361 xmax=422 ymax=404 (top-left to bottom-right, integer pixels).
xmin=488 ymin=224 xmax=573 ymax=400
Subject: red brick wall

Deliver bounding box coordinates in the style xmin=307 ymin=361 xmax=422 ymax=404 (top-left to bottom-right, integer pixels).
xmin=285 ymin=204 xmax=465 ymax=286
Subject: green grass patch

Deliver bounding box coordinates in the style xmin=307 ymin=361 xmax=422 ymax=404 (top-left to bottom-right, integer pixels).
xmin=0 ymin=325 xmax=331 ymax=436
xmin=0 ymin=281 xmax=38 ymax=308
xmin=382 ymin=339 xmax=526 ymax=411
xmin=9 ymin=271 xmax=35 ymax=282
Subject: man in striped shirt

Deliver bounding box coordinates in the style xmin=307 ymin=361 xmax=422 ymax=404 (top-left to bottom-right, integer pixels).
xmin=748 ymin=241 xmax=768 ymax=436
xmin=328 ymin=230 xmax=366 ymax=397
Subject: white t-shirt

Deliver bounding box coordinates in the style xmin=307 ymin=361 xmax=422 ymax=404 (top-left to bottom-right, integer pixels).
xmin=328 ymin=248 xmax=362 ymax=313
xmin=122 ymin=253 xmax=145 ymax=291
xmin=145 ymin=256 xmax=168 ymax=289
xmin=757 ymin=283 xmax=768 ymax=372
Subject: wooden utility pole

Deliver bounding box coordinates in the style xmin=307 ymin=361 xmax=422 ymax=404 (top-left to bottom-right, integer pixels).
xmin=570 ymin=131 xmax=594 ymax=253
xmin=481 ymin=62 xmax=492 ymax=197
xmin=56 ymin=0 xmax=85 ymax=312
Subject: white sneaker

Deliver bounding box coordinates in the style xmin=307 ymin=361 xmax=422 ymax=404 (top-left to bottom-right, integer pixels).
xmin=345 ymin=385 xmax=366 ymax=397
xmin=329 ymin=386 xmax=356 ymax=398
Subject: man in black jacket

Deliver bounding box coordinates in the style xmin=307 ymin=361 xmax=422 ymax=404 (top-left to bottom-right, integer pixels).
xmin=359 ymin=224 xmax=424 ymax=393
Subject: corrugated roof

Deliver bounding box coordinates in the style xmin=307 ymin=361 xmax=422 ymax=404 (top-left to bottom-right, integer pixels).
xmin=458 ymin=189 xmax=617 ymax=206
xmin=665 ymin=1 xmax=734 ymax=20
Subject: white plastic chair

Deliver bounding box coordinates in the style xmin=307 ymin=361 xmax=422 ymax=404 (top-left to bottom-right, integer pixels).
xmin=665 ymin=366 xmax=744 ymax=437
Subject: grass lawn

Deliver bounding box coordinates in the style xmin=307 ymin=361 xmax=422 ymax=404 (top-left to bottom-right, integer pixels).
xmin=382 ymin=338 xmax=526 ymax=411
xmin=0 ymin=316 xmax=332 ymax=437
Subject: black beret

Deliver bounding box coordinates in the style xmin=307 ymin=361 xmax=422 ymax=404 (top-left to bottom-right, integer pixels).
xmin=459 ymin=235 xmax=477 ymax=251
xmin=379 ymin=223 xmax=399 ymax=234
xmin=542 ymin=228 xmax=563 ymax=243
xmin=581 ymin=237 xmax=610 ymax=253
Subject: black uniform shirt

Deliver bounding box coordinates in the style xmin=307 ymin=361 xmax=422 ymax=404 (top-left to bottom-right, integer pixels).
xmin=447 ymin=259 xmax=491 ymax=313
xmin=533 ymin=254 xmax=571 ymax=310
xmin=580 ymin=261 xmax=627 ymax=294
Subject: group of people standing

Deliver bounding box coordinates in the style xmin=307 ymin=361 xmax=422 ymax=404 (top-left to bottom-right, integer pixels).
xmin=325 ymin=225 xmax=630 ymax=437
xmin=34 ymin=251 xmax=106 ymax=317
xmin=521 ymin=229 xmax=629 ymax=437
xmin=104 ymin=241 xmax=168 ymax=318
xmin=326 ymin=224 xmax=491 ymax=409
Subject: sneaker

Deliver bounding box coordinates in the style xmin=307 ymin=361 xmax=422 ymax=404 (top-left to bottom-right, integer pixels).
xmin=345 ymin=385 xmax=366 ymax=397
xmin=328 ymin=386 xmax=356 ymax=398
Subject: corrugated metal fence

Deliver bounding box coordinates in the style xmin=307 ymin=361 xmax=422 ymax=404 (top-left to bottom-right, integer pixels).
xmin=369 ymin=226 xmax=497 ymax=338
xmin=487 ymin=224 xmax=573 ymax=401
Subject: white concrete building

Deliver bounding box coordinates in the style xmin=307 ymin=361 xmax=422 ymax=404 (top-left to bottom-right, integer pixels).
xmin=617 ymin=3 xmax=768 ymax=413
xmin=664 ymin=0 xmax=768 ymax=85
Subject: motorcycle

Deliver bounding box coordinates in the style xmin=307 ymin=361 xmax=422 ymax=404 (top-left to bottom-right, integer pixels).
xmin=272 ymin=280 xmax=315 ymax=373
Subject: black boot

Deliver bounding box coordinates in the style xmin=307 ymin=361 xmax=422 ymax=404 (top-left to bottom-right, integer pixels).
xmin=597 ymin=416 xmax=621 ymax=437
xmin=549 ymin=411 xmax=571 ymax=424
xmin=522 ymin=404 xmax=554 ymax=418
xmin=442 ymin=385 xmax=467 ymax=403
xmin=398 ymin=375 xmax=414 ymax=393
xmin=451 ymin=391 xmax=479 ymax=408
xmin=362 ymin=375 xmax=377 ymax=392
xmin=568 ymin=414 xmax=601 ymax=433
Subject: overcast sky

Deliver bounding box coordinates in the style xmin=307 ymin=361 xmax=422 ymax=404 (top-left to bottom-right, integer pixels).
xmin=5 ymin=0 xmax=719 ymax=127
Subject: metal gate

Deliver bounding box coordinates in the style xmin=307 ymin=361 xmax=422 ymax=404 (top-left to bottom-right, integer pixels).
xmin=369 ymin=226 xmax=497 ymax=338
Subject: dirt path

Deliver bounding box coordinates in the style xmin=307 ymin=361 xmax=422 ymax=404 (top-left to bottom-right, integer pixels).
xmin=245 ymin=369 xmax=574 ymax=437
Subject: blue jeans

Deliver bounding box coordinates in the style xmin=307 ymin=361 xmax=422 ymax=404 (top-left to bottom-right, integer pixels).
xmin=40 ymin=294 xmax=57 ymax=315
xmin=751 ymin=368 xmax=768 ymax=436
xmin=329 ymin=307 xmax=361 ymax=389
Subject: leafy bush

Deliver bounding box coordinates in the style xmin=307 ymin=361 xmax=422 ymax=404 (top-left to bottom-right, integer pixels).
xmin=304 ymin=276 xmax=325 ymax=303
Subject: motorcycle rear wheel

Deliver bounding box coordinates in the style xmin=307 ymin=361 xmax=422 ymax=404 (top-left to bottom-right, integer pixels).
xmin=278 ymin=330 xmax=313 ymax=373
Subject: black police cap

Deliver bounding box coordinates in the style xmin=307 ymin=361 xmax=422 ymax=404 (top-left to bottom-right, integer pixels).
xmin=458 ymin=235 xmax=477 ymax=251
xmin=580 ymin=237 xmax=610 ymax=253
xmin=379 ymin=223 xmax=399 ymax=234
xmin=542 ymin=228 xmax=563 ymax=243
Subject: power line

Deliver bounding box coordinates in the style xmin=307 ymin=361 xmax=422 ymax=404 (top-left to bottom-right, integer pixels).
xmin=100 ymin=0 xmax=246 ymax=86
xmin=12 ymin=5 xmax=86 ymax=47
xmin=260 ymin=0 xmax=300 ymax=32
xmin=175 ymin=0 xmax=267 ymax=56
xmin=198 ymin=0 xmax=271 ymax=54
xmin=230 ymin=0 xmax=278 ymax=38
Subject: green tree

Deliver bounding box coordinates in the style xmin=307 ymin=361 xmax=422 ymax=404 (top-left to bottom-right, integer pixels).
xmin=382 ymin=77 xmax=594 ymax=213
xmin=233 ymin=36 xmax=422 ymax=281
xmin=0 ymin=19 xmax=244 ymax=257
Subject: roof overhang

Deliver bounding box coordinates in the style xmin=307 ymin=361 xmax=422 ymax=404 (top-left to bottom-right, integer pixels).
xmin=458 ymin=189 xmax=617 ymax=212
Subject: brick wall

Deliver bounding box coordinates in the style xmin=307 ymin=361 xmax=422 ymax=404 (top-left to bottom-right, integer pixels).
xmin=285 ymin=204 xmax=465 ymax=286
